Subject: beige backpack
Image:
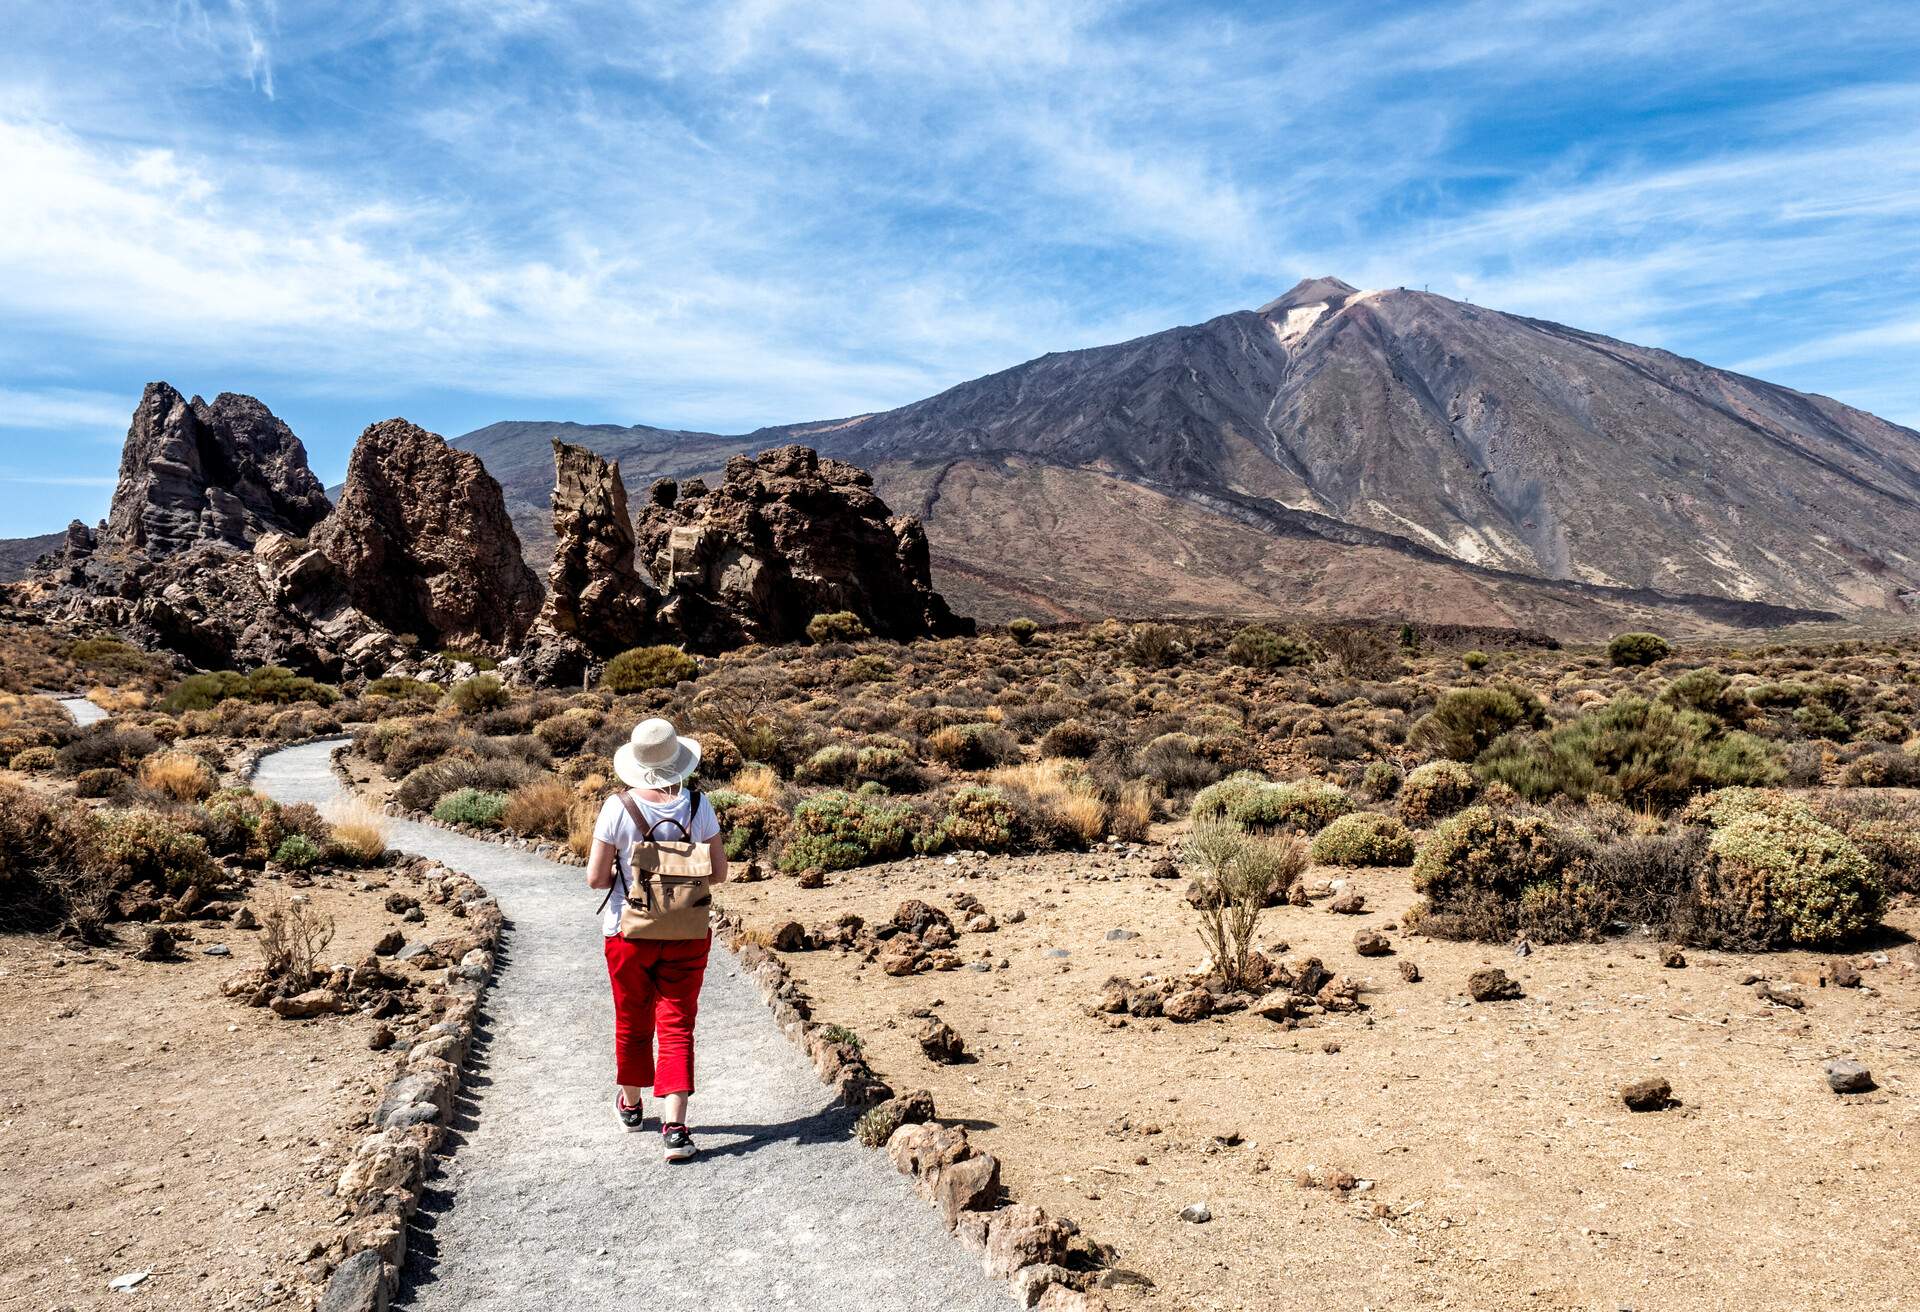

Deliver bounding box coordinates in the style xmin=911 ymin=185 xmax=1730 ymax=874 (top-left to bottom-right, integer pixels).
xmin=599 ymin=789 xmax=714 ymax=940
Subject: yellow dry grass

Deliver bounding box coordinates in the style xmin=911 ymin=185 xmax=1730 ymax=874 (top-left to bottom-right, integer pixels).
xmin=729 ymin=763 xmax=781 ymax=803
xmin=567 ymin=798 xmax=601 ymax=858
xmin=990 ymin=759 xmax=1111 ymax=845
xmin=138 ymin=751 xmax=215 ymax=802
xmin=504 ymin=777 xmax=573 ymax=839
xmin=323 ymin=796 xmax=389 ymax=863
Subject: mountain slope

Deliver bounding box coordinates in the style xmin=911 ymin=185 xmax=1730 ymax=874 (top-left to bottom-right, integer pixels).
xmin=449 ymin=279 xmax=1920 ymax=635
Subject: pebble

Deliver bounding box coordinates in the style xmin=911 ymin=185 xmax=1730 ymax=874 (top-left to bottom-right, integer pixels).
xmin=1044 ymin=948 xmax=1070 ymax=958
xmin=203 ymin=944 xmax=231 ymax=957
xmin=1179 ymin=1202 xmax=1212 ymax=1224
xmin=1105 ymin=929 xmax=1138 ymax=941
xmin=108 ymin=1271 xmax=150 ymax=1291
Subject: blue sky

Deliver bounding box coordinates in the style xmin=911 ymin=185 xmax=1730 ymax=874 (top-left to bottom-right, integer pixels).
xmin=3 ymin=0 xmax=1919 ymax=536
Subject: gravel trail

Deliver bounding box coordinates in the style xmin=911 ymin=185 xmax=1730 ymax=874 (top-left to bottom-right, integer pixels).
xmin=252 ymin=739 xmax=1003 ymax=1312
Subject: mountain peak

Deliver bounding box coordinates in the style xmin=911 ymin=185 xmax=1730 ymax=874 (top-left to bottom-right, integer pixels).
xmin=1257 ymin=276 xmax=1360 ymax=315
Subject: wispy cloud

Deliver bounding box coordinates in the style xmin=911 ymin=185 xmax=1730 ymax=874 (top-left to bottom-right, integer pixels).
xmin=0 ymin=386 xmax=132 ymax=431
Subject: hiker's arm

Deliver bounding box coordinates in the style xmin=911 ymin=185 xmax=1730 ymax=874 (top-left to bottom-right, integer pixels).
xmin=586 ymin=840 xmax=617 ymax=890
xmin=707 ymin=834 xmax=729 ymax=883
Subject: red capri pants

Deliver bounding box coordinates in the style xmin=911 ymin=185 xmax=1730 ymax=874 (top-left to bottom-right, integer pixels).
xmin=603 ymin=934 xmax=710 ymax=1095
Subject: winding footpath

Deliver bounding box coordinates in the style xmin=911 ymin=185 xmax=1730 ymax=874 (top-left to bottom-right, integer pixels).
xmin=251 ymin=740 xmax=1005 ymax=1312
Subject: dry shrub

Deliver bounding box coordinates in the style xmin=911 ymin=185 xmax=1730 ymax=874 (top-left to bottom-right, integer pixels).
xmin=1111 ymin=779 xmax=1155 ymax=842
xmin=257 ymin=895 xmax=336 ymax=984
xmin=567 ymin=797 xmax=601 ymax=858
xmin=137 ymin=751 xmax=216 ymax=802
xmin=1185 ymin=820 xmax=1299 ymax=989
xmin=989 ymin=760 xmax=1108 ymax=847
xmin=726 ymin=763 xmax=779 ymax=803
xmin=323 ymin=796 xmax=388 ymax=864
xmin=504 ymin=776 xmax=574 ymax=838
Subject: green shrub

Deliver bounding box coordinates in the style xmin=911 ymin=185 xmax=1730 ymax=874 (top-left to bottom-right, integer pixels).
xmin=1226 ymin=780 xmax=1353 ymax=834
xmin=1408 ymin=805 xmax=1596 ymax=942
xmin=840 ymin=655 xmax=895 ymax=685
xmin=92 ymin=809 xmax=218 ymax=894
xmin=273 ymin=833 xmax=324 ymax=869
xmin=1227 ymin=625 xmax=1314 ymax=670
xmin=710 ymin=790 xmax=789 ymax=860
xmin=533 ymin=709 xmax=598 ymax=754
xmin=1310 ymin=812 xmax=1415 ymax=866
xmin=1608 ymin=632 xmax=1671 ymax=667
xmin=855 ymin=744 xmax=923 ymax=791
xmin=603 ymin=645 xmax=699 ymax=694
xmin=1700 ymin=809 xmax=1883 ymax=947
xmin=65 ymin=637 xmax=152 ymax=674
xmin=434 ymin=788 xmax=511 ymax=827
xmin=1359 ymin=761 xmax=1402 ymax=800
xmin=1398 ymin=760 xmax=1478 ymax=826
xmin=165 ymin=667 xmax=339 ymax=712
xmin=806 ymin=612 xmax=872 ymax=644
xmin=1476 ymin=697 xmax=1780 ymax=810
xmin=1461 ymin=650 xmax=1490 ymax=671
xmin=1191 ymin=771 xmax=1271 ymax=822
xmin=396 ymin=757 xmax=543 ymax=812
xmin=797 ymin=744 xmax=859 ymax=786
xmin=1126 ymin=624 xmax=1185 ymax=668
xmin=73 ymin=767 xmax=130 ymax=799
xmin=936 ymin=785 xmax=1021 ymax=853
xmin=779 ymin=790 xmax=914 ymax=872
xmin=1659 ymin=667 xmax=1748 ymax=723
xmin=450 ymin=673 xmax=511 ymax=714
xmin=1409 ymin=684 xmax=1546 ymax=761
xmin=1007 ymin=618 xmax=1039 ymax=646
xmin=9 ymin=746 xmax=56 ymax=772
xmin=1139 ymin=731 xmax=1222 ymax=793
xmin=202 ymin=791 xmax=285 ymax=860
xmin=439 ymin=647 xmax=498 ymax=671
xmin=364 ymin=676 xmax=443 ymax=702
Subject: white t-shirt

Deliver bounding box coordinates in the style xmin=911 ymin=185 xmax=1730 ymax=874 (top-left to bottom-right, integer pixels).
xmin=593 ymin=789 xmax=721 ymax=937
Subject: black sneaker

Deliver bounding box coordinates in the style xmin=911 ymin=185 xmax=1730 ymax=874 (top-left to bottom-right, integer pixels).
xmin=661 ymin=1122 xmax=696 ymax=1163
xmin=616 ymin=1092 xmax=645 ymax=1130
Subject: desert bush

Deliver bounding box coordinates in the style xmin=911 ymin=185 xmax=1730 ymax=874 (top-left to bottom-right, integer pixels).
xmin=603 ymin=645 xmax=699 ymax=693
xmin=324 ymin=797 xmax=388 ymax=864
xmin=266 ymin=704 xmax=341 ymax=740
xmin=1111 ymin=779 xmax=1155 ymax=843
xmin=473 ymin=703 xmax=537 ymax=736
xmin=435 ymin=788 xmax=511 ymax=827
xmin=273 ymin=833 xmax=324 ymax=869
xmin=989 ymin=760 xmax=1107 ymax=848
xmin=926 ymin=722 xmax=1019 ymax=770
xmin=806 ymin=612 xmax=871 ymax=644
xmin=1408 ymin=805 xmax=1597 ymax=942
xmin=533 ymin=708 xmax=598 ymax=754
xmin=165 ymin=667 xmax=337 ymax=712
xmin=450 ymin=673 xmax=511 ymax=714
xmin=1185 ymin=821 xmax=1304 ymax=988
xmin=855 ymin=744 xmax=924 ymax=792
xmin=1139 ymin=732 xmax=1221 ymax=794
xmin=779 ymin=790 xmax=914 ymax=872
xmin=1810 ymin=796 xmax=1920 ymax=895
xmin=92 ymin=808 xmax=217 ymax=894
xmin=1839 ymin=748 xmax=1920 ymax=788
xmin=1038 ymin=719 xmax=1102 ymax=759
xmin=1608 ymin=632 xmax=1671 ymax=667
xmin=933 ymin=785 xmax=1022 ymax=853
xmin=395 ymin=756 xmax=543 ymax=812
xmin=1461 ymin=649 xmax=1490 ymax=671
xmin=1398 ymin=760 xmax=1480 ymax=826
xmin=1409 ymin=684 xmax=1546 ymax=762
xmin=1476 ymin=697 xmax=1780 ymax=810
xmin=200 ymin=792 xmax=283 ymax=860
xmin=797 ymin=744 xmax=859 ymax=786
xmin=364 ymin=676 xmax=443 ymax=703
xmin=1007 ymin=618 xmax=1039 ymax=646
xmin=0 ymin=781 xmax=99 ymax=932
xmin=65 ymin=636 xmax=153 ymax=676
xmin=1698 ymin=807 xmax=1883 ymax=947
xmin=1310 ymin=812 xmax=1416 ymax=866
xmin=58 ymin=724 xmax=160 ymax=775
xmin=1190 ymin=771 xmax=1270 ymax=822
xmin=1659 ymin=667 xmax=1749 ymax=724
xmin=257 ymin=895 xmax=335 ymax=984
xmin=729 ymin=764 xmax=782 ymax=803
xmin=503 ymin=777 xmax=574 ymax=838
xmin=1126 ymin=624 xmax=1186 ymax=668
xmin=137 ymin=751 xmax=216 ymax=802
xmin=1227 ymin=625 xmax=1314 ymax=670
xmin=709 ymin=789 xmax=789 ymax=859
xmin=1359 ymin=760 xmax=1401 ymax=800
xmin=9 ymin=745 xmax=57 ymax=772
xmin=382 ymin=726 xmax=463 ymax=775
xmin=1226 ymin=779 xmax=1353 ymax=834
xmin=1320 ymin=628 xmax=1402 ymax=679
xmin=839 ymin=654 xmax=895 ymax=686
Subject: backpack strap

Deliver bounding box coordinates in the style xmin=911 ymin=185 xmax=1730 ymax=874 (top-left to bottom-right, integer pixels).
xmin=597 ymin=789 xmax=706 ymax=916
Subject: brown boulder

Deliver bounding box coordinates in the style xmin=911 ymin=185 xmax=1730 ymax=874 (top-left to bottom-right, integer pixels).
xmin=1163 ymin=987 xmax=1213 ymax=1023
xmin=522 ymin=440 xmax=658 ymax=682
xmin=1468 ymin=968 xmax=1524 ymax=1002
xmin=633 ymin=444 xmax=971 ymax=651
xmin=314 ymin=418 xmax=541 ymax=650
xmin=1620 ymin=1076 xmax=1674 ymax=1111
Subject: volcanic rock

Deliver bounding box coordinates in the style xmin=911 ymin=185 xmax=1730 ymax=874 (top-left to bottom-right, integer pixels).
xmin=633 ymin=445 xmax=971 ymax=651
xmin=1468 ymin=968 xmax=1524 ymax=1002
xmin=314 ymin=418 xmax=542 ymax=651
xmin=103 ymin=382 xmax=330 ymax=556
xmin=521 ymin=439 xmax=657 ymax=683
xmin=1620 ymin=1076 xmax=1674 ymax=1111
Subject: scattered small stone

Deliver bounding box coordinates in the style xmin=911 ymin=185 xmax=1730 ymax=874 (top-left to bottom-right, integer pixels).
xmin=1512 ymin=938 xmax=1532 ymax=958
xmin=770 ymin=920 xmax=807 ymax=952
xmin=368 ymin=1025 xmax=396 ymax=1051
xmin=1352 ymin=930 xmax=1392 ymax=957
xmin=1105 ymin=928 xmax=1138 ymax=941
xmin=1398 ymin=960 xmax=1422 ymax=983
xmin=202 ymin=943 xmax=231 ymax=957
xmin=1147 ymin=858 xmax=1179 ymax=880
xmin=233 ymin=906 xmax=258 ymax=930
xmin=1328 ymin=889 xmax=1365 ymax=915
xmin=1163 ymin=988 xmax=1213 ymax=1023
xmin=796 ymin=868 xmax=826 ymax=889
xmin=373 ymin=929 xmax=405 ymax=956
xmin=1754 ymin=982 xmax=1804 ymax=1010
xmin=108 ymin=1271 xmax=150 ymax=1292
xmin=1468 ymin=968 xmax=1523 ymax=1002
xmin=1825 ymin=1059 xmax=1873 ymax=1094
xmin=1324 ymin=1170 xmax=1358 ymax=1192
xmin=1620 ymin=1077 xmax=1674 ymax=1111
xmin=1662 ymin=949 xmax=1686 ymax=969
xmin=1178 ymin=1202 xmax=1211 ymax=1224
xmin=1043 ymin=948 xmax=1070 ymax=959
xmin=1829 ymin=960 xmax=1862 ymax=989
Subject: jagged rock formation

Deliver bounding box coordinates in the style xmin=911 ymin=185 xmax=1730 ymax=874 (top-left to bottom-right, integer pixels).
xmin=520 ymin=440 xmax=657 ymax=685
xmin=632 ymin=445 xmax=972 ymax=651
xmin=103 ymin=382 xmax=330 ymax=554
xmin=313 ymin=419 xmax=542 ymax=651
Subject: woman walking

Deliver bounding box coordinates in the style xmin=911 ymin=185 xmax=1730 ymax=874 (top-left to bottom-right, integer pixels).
xmin=586 ymin=717 xmax=727 ymax=1162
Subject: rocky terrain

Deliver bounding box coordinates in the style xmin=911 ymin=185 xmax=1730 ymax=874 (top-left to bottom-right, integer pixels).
xmin=453 ymin=279 xmax=1920 ymax=632
xmin=9 ymin=389 xmax=963 ymax=684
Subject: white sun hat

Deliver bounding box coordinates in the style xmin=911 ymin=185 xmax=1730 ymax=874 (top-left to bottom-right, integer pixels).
xmin=613 ymin=717 xmax=703 ymax=790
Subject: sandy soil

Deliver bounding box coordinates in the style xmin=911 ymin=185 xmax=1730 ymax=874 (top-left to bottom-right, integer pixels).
xmin=0 ymin=867 xmax=468 ymax=1312
xmin=723 ymin=843 xmax=1919 ymax=1312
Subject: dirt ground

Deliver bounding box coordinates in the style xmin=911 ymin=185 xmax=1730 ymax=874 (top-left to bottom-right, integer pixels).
xmin=723 ymin=842 xmax=1919 ymax=1312
xmin=0 ymin=868 xmax=466 ymax=1312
